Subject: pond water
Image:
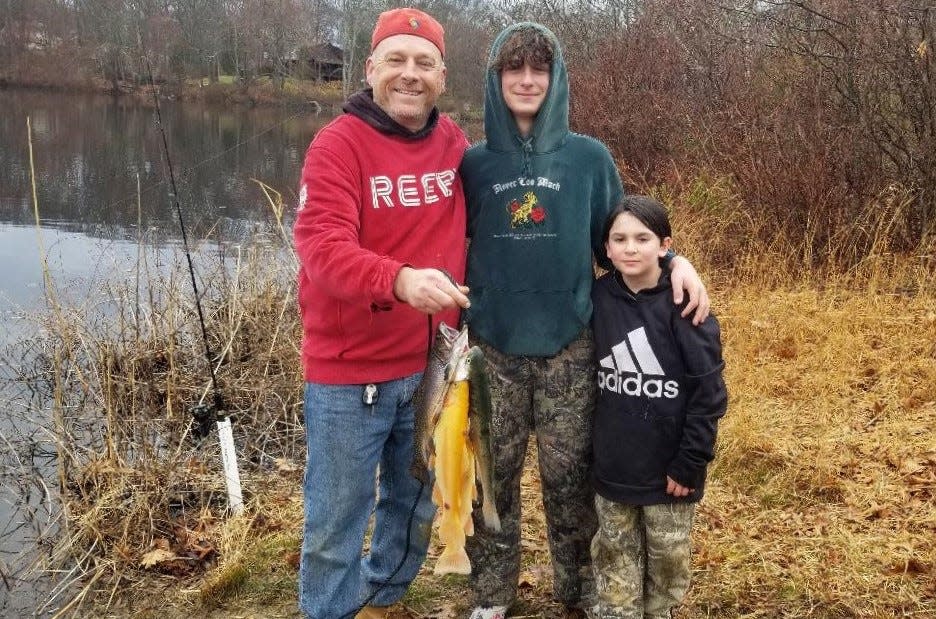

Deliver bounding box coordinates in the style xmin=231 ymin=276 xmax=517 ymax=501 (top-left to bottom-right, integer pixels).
xmin=0 ymin=88 xmax=332 ymax=316
xmin=0 ymin=88 xmax=331 ymax=615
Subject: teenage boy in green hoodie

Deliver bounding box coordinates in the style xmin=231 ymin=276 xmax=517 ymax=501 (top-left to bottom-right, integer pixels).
xmin=460 ymin=23 xmax=709 ymax=619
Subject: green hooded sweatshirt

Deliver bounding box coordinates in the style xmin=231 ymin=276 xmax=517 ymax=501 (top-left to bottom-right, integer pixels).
xmin=462 ymin=22 xmax=624 ymax=357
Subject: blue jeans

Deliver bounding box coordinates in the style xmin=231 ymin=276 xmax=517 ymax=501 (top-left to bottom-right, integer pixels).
xmin=299 ymin=375 xmax=436 ymax=619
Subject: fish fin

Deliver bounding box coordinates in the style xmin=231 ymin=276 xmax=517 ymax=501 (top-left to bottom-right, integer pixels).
xmin=432 ymin=481 xmax=443 ymax=507
xmin=464 ymin=512 xmax=474 ymax=536
xmin=422 ymin=434 xmax=436 ymax=461
xmin=433 ymin=547 xmax=471 ymax=575
xmin=437 ymin=509 xmax=464 ymax=546
xmin=482 ymin=499 xmax=502 ymax=532
xmin=466 ymin=451 xmax=478 ymax=502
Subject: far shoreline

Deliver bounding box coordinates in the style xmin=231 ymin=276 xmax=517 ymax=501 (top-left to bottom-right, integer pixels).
xmin=0 ymin=75 xmax=344 ymax=111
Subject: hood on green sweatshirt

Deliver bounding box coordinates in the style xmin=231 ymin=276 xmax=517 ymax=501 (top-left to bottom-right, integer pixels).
xmin=483 ymin=22 xmax=569 ymax=154
xmin=462 ymin=22 xmax=624 ymax=357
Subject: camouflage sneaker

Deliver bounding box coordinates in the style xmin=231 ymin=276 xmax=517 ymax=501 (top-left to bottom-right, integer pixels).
xmin=468 ymin=607 xmax=508 ymax=619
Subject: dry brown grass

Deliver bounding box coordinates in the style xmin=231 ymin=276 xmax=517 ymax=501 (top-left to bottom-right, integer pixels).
xmin=685 ymin=285 xmax=936 ymax=617
xmin=395 ymin=280 xmax=936 ymax=618
xmin=9 ymin=156 xmax=306 ymax=616
xmin=20 ymin=237 xmax=304 ymax=617
xmin=114 ymin=280 xmax=934 ymax=619
xmin=17 ymin=169 xmax=934 ymax=617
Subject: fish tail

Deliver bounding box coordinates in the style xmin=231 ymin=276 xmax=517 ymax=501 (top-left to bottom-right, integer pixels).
xmin=482 ymin=499 xmax=501 ymax=532
xmin=433 ymin=546 xmax=471 ymax=575
xmin=464 ymin=510 xmax=475 ymax=536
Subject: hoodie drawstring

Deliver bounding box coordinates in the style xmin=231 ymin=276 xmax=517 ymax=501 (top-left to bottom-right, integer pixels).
xmin=518 ymin=135 xmax=534 ymax=177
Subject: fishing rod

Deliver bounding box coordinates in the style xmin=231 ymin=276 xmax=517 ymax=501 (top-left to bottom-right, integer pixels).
xmin=143 ymin=55 xmax=244 ymax=516
xmin=337 ymin=300 xmax=453 ymax=618
xmin=337 ymin=482 xmax=425 ymax=619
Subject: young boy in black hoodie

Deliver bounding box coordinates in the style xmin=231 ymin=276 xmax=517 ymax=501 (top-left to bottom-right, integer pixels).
xmin=590 ymin=196 xmax=728 ymax=618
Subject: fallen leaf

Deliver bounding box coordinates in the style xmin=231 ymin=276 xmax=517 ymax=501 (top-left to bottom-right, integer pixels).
xmin=275 ymin=457 xmax=301 ymax=473
xmin=518 ymin=570 xmax=538 ymax=589
xmin=864 ymin=503 xmax=892 ymax=520
xmin=887 ymin=557 xmax=932 ymax=575
xmin=152 ymin=537 xmax=171 ymax=550
xmin=140 ymin=548 xmax=178 ymax=569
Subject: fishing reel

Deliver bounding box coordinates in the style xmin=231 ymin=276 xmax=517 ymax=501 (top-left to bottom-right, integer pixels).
xmin=190 ymin=394 xmax=227 ymax=442
xmin=190 ymin=404 xmax=216 ymax=442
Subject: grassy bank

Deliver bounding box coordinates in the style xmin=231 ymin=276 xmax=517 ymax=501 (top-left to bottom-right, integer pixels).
xmin=173 ymin=76 xmax=345 ymax=108
xmin=126 ymin=284 xmax=931 ymax=619
xmin=14 ymin=178 xmax=936 ymax=617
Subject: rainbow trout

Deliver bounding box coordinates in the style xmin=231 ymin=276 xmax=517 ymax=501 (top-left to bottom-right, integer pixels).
xmin=411 ymin=322 xmax=465 ymax=485
xmin=411 ymin=323 xmax=501 ymax=574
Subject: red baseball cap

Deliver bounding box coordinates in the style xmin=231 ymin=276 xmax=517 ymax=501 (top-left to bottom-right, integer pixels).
xmin=371 ymin=8 xmax=445 ymax=57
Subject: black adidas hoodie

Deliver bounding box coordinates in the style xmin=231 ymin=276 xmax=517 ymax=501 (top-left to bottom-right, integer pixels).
xmin=590 ymin=271 xmax=728 ymax=505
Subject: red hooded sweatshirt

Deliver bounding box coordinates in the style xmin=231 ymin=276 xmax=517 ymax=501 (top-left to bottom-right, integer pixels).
xmin=294 ymin=92 xmax=468 ymax=384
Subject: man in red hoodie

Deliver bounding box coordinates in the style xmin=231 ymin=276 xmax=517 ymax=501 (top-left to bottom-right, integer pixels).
xmin=293 ymin=8 xmax=470 ymax=619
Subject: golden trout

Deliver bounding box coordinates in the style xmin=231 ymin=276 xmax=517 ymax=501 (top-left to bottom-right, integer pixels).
xmin=432 ymin=377 xmax=474 ymax=573
xmin=412 ymin=323 xmax=501 ymax=575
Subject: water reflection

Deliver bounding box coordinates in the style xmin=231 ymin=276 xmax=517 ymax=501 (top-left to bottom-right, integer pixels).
xmin=0 ymin=89 xmax=329 ymax=239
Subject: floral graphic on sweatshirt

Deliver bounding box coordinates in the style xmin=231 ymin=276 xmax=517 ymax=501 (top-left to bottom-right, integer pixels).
xmin=507 ymin=191 xmax=547 ymax=228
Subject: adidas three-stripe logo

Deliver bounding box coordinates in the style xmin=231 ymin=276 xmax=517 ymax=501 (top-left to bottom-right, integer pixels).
xmin=597 ymin=327 xmax=680 ymax=399
xmin=599 ymin=327 xmax=664 ymax=375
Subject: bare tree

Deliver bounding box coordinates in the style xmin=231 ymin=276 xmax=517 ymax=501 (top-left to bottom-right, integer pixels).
xmin=754 ymin=0 xmax=936 ymax=239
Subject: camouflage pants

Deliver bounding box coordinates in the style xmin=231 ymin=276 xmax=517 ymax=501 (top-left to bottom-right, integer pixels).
xmin=591 ymin=495 xmax=695 ymax=619
xmin=466 ymin=331 xmax=598 ymax=609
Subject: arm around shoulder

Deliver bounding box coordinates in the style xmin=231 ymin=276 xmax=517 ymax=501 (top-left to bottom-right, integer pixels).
xmin=668 ymin=256 xmax=710 ymax=325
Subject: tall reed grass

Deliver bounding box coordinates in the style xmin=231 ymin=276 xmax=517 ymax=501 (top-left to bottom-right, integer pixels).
xmin=20 ymin=236 xmax=304 ymax=617
xmin=657 ymin=174 xmax=935 ymax=294
xmin=12 ymin=131 xmax=305 ymax=614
